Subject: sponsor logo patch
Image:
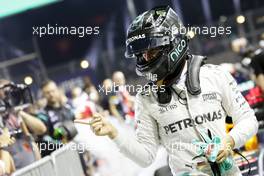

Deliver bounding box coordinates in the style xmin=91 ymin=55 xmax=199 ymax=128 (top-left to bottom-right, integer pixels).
xmin=202 ymin=92 xmax=217 ymax=101
xmin=163 ymin=110 xmax=222 ymax=134
xmin=126 ymin=34 xmax=146 ymax=44
xmin=159 ymin=103 xmax=177 ymax=114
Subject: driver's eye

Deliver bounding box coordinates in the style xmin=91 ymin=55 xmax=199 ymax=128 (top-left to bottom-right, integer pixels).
xmin=146 ymin=49 xmax=159 ymax=56
xmin=149 ymin=49 xmax=161 ymax=55
xmin=142 ymin=48 xmax=162 ymax=61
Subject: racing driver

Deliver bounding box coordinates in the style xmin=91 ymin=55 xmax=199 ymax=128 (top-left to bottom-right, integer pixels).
xmin=75 ymin=6 xmax=258 ymax=176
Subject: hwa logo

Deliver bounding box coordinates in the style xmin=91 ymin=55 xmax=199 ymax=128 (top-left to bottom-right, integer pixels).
xmin=202 ymin=92 xmax=217 ymax=101
xmin=159 ymin=103 xmax=177 ymax=114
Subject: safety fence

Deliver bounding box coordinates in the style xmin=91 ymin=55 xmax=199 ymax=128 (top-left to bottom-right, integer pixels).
xmin=11 ymin=143 xmax=264 ymax=176
xmin=12 ymin=142 xmax=84 ymax=176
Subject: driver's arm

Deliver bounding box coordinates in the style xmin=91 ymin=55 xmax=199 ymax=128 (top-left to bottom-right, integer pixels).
xmin=112 ymin=93 xmax=160 ymax=167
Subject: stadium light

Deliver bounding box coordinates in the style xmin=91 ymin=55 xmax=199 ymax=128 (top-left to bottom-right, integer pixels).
xmin=80 ymin=60 xmax=89 ymax=69
xmin=24 ymin=76 xmax=33 ymax=85
xmin=236 ymin=15 xmax=245 ymax=24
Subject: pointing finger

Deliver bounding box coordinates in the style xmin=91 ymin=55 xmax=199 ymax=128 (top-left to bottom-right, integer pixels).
xmin=74 ymin=119 xmax=92 ymax=125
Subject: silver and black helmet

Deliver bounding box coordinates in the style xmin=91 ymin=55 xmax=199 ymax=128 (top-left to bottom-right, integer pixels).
xmin=125 ymin=6 xmax=188 ymax=82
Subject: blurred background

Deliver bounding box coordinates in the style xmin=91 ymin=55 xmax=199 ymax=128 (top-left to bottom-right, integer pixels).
xmin=0 ymin=0 xmax=263 ymax=93
xmin=0 ymin=0 xmax=264 ymax=176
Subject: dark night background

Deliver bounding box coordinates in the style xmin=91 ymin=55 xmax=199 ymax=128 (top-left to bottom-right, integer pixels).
xmin=0 ymin=0 xmax=264 ymax=67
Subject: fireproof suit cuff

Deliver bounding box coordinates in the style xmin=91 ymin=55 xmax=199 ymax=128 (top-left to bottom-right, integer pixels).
xmin=228 ymin=130 xmax=244 ymax=149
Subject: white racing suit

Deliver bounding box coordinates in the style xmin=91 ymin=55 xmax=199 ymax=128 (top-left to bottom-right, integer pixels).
xmin=113 ymin=64 xmax=258 ymax=176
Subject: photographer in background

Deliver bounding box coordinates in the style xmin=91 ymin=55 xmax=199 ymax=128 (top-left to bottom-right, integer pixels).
xmin=249 ymin=48 xmax=264 ymax=92
xmin=39 ymin=80 xmax=77 ymax=156
xmin=40 ymin=80 xmax=94 ymax=176
xmin=0 ymin=79 xmax=47 ymax=170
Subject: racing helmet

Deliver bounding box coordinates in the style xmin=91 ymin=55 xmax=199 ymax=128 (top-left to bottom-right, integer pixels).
xmin=125 ymin=6 xmax=189 ymax=82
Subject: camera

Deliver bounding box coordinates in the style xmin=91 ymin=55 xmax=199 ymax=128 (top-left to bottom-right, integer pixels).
xmin=53 ymin=121 xmax=78 ymax=141
xmin=0 ymin=83 xmax=33 ymax=112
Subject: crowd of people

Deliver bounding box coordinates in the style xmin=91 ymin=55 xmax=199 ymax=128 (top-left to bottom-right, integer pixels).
xmin=0 ymin=70 xmax=139 ymax=176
